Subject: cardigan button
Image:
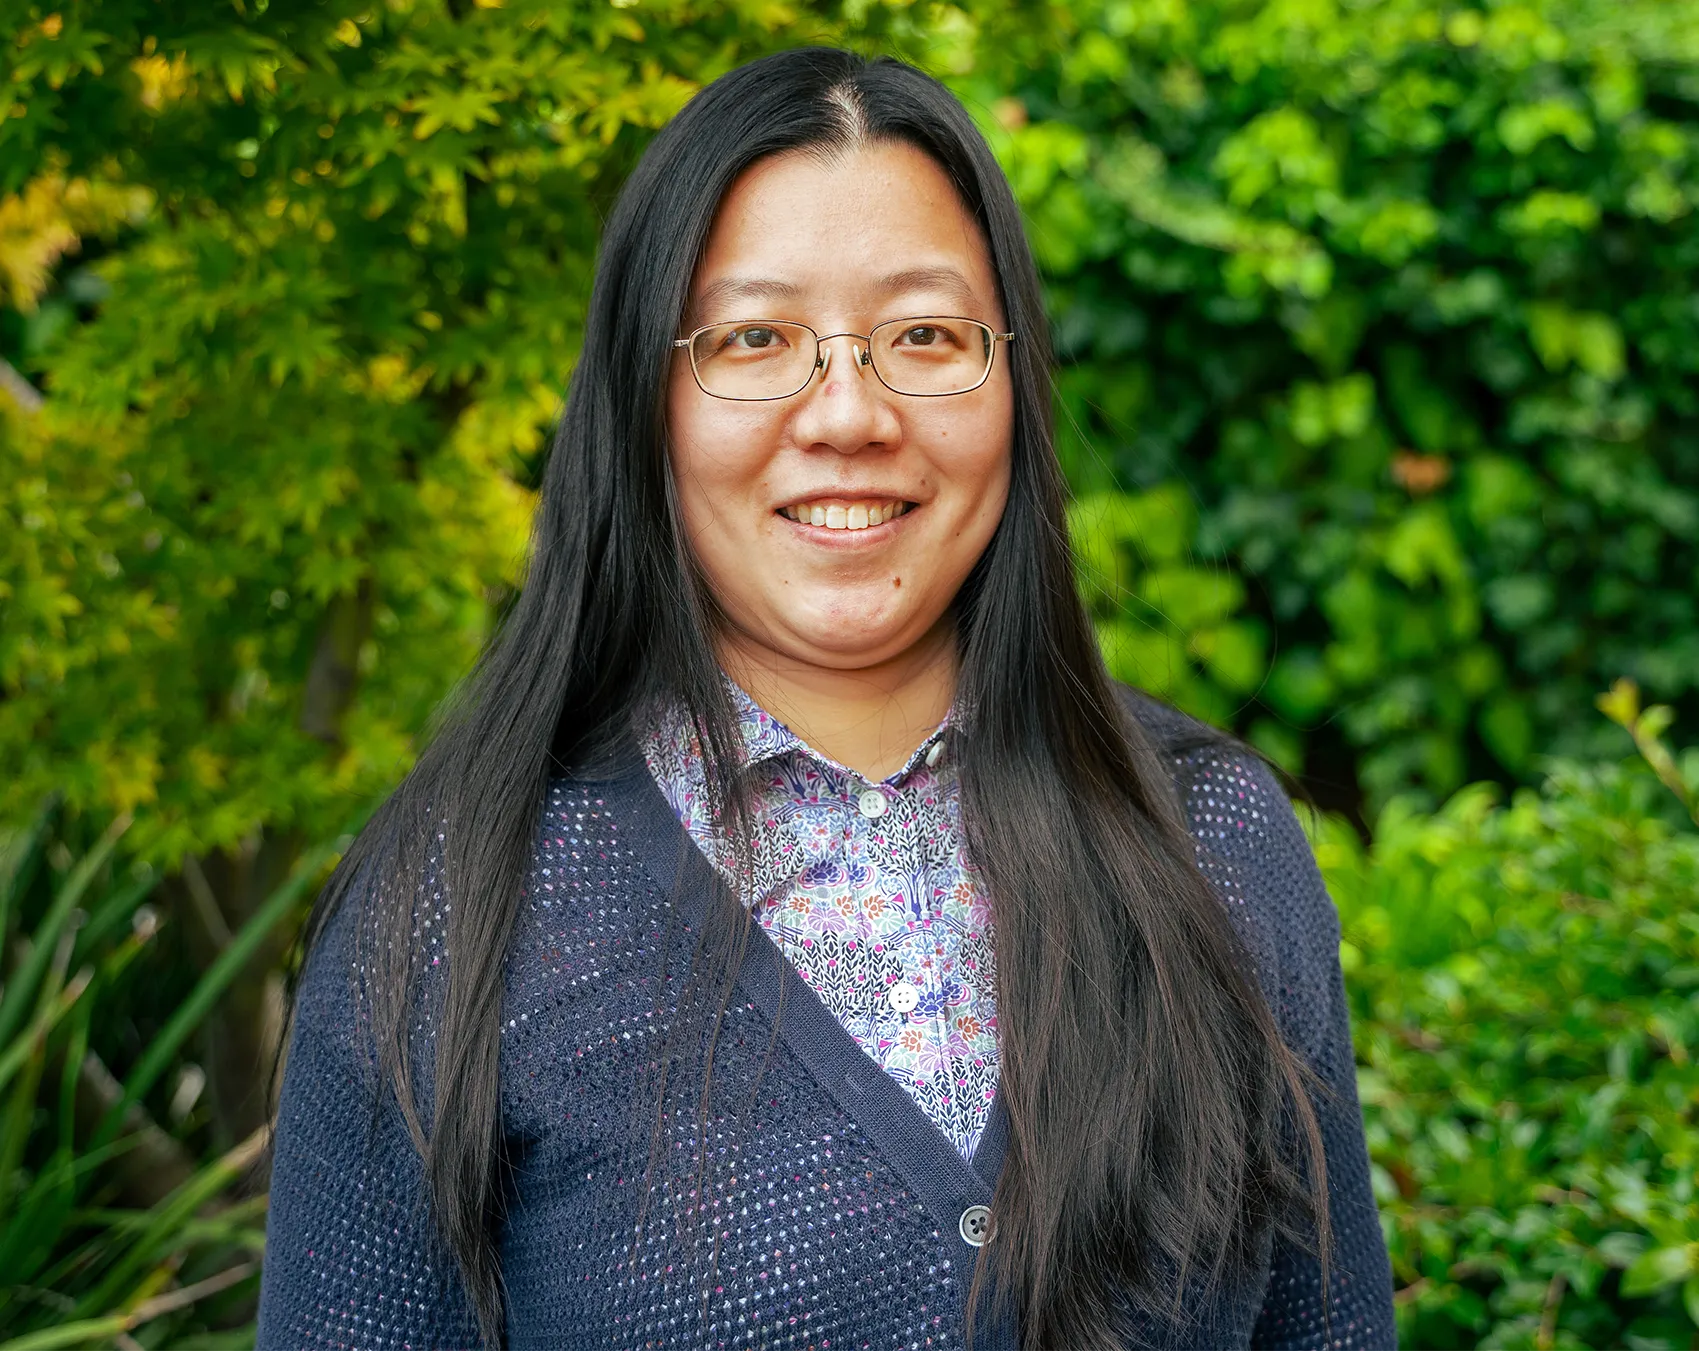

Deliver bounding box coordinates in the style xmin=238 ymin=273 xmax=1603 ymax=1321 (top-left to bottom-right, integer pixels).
xmin=959 ymin=1204 xmax=993 ymax=1247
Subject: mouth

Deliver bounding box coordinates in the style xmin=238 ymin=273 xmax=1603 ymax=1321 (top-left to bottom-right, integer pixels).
xmin=776 ymin=498 xmax=914 ymax=532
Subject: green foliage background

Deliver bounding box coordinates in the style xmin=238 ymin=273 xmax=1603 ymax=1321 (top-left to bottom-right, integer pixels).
xmin=998 ymin=0 xmax=1699 ymax=810
xmin=1320 ymin=688 xmax=1699 ymax=1349
xmin=1 ymin=0 xmax=1697 ymax=1346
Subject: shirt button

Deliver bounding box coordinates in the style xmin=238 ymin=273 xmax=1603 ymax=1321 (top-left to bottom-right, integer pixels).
xmin=925 ymin=740 xmax=944 ymax=768
xmin=886 ymin=981 xmax=920 ymax=1013
xmin=959 ymin=1204 xmax=993 ymax=1247
xmin=857 ymin=789 xmax=888 ymax=819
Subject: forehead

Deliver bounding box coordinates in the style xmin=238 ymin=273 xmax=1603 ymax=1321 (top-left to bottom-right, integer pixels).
xmin=689 ymin=141 xmax=1001 ymax=323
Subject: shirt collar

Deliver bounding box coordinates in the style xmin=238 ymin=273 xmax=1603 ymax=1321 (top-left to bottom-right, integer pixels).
xmin=724 ymin=677 xmax=952 ymax=788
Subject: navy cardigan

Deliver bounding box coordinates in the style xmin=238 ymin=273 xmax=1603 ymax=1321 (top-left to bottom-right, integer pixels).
xmin=258 ymin=696 xmax=1396 ymax=1349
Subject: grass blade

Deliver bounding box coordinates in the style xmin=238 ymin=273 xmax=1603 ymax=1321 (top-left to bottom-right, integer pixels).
xmin=90 ymin=834 xmax=343 ymax=1155
xmin=70 ymin=867 xmax=157 ymax=966
xmin=0 ymin=967 xmax=92 ymax=1098
xmin=0 ymin=797 xmax=57 ymax=961
xmin=0 ymin=814 xmax=130 ymax=1052
xmin=0 ymin=1312 xmax=130 ymax=1351
xmin=70 ymin=1129 xmax=267 ymax=1321
xmin=0 ymin=932 xmax=76 ymax=1241
xmin=0 ymin=1259 xmax=258 ymax=1351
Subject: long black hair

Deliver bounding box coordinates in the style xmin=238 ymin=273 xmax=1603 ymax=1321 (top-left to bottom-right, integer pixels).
xmin=291 ymin=47 xmax=1327 ymax=1350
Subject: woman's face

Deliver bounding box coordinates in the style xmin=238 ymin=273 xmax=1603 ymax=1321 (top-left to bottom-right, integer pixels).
xmin=667 ymin=141 xmax=1014 ymax=677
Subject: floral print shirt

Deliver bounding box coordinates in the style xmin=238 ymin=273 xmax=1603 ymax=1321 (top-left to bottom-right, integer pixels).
xmin=641 ymin=683 xmax=999 ymax=1160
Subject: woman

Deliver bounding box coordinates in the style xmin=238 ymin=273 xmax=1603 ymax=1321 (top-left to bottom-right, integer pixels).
xmin=258 ymin=48 xmax=1395 ymax=1351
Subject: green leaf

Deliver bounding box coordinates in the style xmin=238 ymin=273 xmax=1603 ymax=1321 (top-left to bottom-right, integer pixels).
xmin=1191 ymin=619 xmax=1267 ymax=694
xmin=1383 ymin=507 xmax=1465 ymax=590
xmin=1621 ymin=1244 xmax=1697 ymax=1298
xmin=1138 ymin=566 xmax=1245 ymax=630
xmin=1266 ymin=649 xmax=1335 ymax=724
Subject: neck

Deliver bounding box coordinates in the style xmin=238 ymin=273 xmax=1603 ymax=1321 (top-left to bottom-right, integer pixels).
xmin=717 ymin=619 xmax=958 ymax=781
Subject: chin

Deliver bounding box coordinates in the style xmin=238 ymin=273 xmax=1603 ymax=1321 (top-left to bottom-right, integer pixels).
xmin=781 ymin=598 xmax=927 ymax=663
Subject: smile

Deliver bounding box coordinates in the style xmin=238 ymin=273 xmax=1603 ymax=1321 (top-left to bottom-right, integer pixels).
xmin=777 ymin=499 xmax=913 ymax=531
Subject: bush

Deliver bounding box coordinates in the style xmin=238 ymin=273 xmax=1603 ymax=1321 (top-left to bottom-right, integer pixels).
xmin=970 ymin=0 xmax=1699 ymax=810
xmin=0 ymin=802 xmax=343 ymax=1348
xmin=1317 ymin=687 xmax=1699 ymax=1348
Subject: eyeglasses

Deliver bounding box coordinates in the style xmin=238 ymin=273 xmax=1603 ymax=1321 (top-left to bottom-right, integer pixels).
xmin=673 ymin=316 xmax=1015 ymax=401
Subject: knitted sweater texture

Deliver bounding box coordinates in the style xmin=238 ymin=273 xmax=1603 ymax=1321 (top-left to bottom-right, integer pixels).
xmin=258 ymin=694 xmax=1396 ymax=1350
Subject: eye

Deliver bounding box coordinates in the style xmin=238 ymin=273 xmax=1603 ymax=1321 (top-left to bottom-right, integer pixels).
xmin=726 ymin=325 xmax=786 ymax=351
xmin=889 ymin=321 xmax=974 ymax=352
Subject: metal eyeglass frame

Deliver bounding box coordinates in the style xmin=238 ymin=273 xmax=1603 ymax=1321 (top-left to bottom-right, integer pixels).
xmin=672 ymin=316 xmax=1016 ymax=400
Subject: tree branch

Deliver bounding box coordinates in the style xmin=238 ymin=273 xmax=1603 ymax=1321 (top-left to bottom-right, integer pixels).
xmin=300 ymin=577 xmax=375 ymax=746
xmin=74 ymin=1051 xmax=196 ymax=1209
xmin=0 ymin=355 xmax=44 ymax=414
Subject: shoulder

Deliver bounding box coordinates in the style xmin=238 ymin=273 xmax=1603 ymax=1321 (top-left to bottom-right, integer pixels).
xmin=1112 ymin=684 xmax=1342 ymax=1055
xmin=1109 ymin=684 xmax=1314 ymax=894
xmin=286 ymin=813 xmax=457 ymax=1110
xmin=286 ymin=852 xmax=396 ymax=1098
xmin=1111 ymin=681 xmax=1223 ymax=758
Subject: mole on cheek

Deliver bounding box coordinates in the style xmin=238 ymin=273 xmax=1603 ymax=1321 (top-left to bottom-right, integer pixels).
xmin=892 ymin=576 xmax=902 ymax=588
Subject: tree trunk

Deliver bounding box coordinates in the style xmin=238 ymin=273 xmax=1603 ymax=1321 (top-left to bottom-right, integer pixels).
xmin=172 ymin=579 xmax=375 ymax=1165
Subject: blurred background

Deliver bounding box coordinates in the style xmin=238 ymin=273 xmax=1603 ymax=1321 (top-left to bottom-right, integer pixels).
xmin=1 ymin=1 xmax=1697 ymax=1346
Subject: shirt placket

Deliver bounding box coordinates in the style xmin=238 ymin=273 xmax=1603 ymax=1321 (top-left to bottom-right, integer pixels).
xmin=916 ymin=771 xmax=965 ymax=1148
xmin=850 ymin=771 xmax=948 ymax=1115
xmin=919 ymin=750 xmax=974 ymax=1153
xmin=841 ymin=775 xmax=885 ymax=1027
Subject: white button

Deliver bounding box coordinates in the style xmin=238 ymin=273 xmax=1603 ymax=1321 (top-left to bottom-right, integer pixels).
xmin=925 ymin=740 xmax=944 ymax=768
xmin=886 ymin=981 xmax=919 ymax=1013
xmin=857 ymin=789 xmax=888 ymax=819
xmin=959 ymin=1204 xmax=993 ymax=1246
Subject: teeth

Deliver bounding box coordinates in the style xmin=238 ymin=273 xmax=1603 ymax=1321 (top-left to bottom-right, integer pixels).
xmin=782 ymin=499 xmax=909 ymax=531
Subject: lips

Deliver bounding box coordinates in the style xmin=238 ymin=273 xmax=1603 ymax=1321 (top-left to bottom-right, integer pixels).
xmin=778 ymin=499 xmax=912 ymax=531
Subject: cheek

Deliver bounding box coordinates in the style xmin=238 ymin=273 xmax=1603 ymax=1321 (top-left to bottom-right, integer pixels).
xmin=667 ymin=379 xmax=779 ymax=528
xmin=926 ymin=397 xmax=1014 ymax=533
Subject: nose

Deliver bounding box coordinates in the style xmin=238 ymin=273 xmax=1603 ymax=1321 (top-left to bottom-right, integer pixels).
xmin=791 ymin=333 xmax=900 ymax=455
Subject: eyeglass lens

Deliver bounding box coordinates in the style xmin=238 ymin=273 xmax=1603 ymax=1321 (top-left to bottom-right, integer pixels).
xmin=687 ymin=318 xmax=995 ymax=399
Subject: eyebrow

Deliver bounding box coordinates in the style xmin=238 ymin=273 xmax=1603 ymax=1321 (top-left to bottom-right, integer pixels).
xmin=872 ymin=266 xmax=980 ymax=312
xmin=686 ymin=276 xmax=803 ymax=329
xmin=684 ymin=265 xmax=984 ymax=330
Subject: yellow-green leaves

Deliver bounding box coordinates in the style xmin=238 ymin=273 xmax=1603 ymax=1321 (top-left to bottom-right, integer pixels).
xmin=1288 ymin=373 xmax=1375 ymax=447
xmin=1597 ymin=677 xmax=1699 ymax=828
xmin=1499 ymin=188 xmax=1599 ymax=238
xmin=0 ymin=0 xmax=919 ymax=860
